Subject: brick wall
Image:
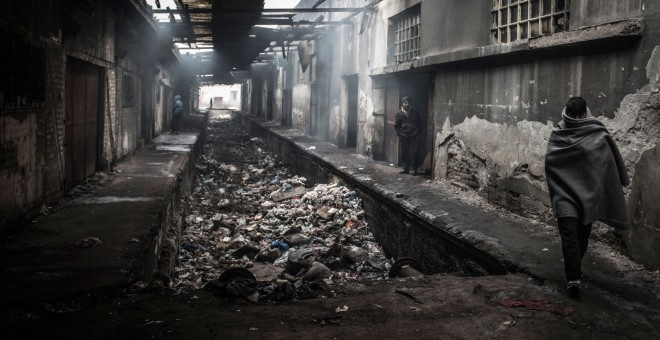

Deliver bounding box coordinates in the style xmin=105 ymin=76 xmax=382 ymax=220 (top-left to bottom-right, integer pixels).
xmin=0 ymin=1 xmax=176 ymax=228
xmin=0 ymin=46 xmax=67 ymax=226
xmin=44 ymin=47 xmax=67 ymax=202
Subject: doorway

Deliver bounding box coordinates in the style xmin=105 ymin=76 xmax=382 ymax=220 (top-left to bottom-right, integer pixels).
xmin=346 ymin=74 xmax=358 ymax=148
xmin=384 ymin=73 xmax=430 ymax=169
xmin=141 ymin=72 xmax=154 ymax=142
xmin=282 ymin=89 xmax=292 ymax=127
xmin=64 ymin=58 xmax=102 ymax=190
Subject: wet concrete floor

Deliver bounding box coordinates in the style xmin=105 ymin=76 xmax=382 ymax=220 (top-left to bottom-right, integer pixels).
xmin=0 ymin=111 xmax=658 ymax=339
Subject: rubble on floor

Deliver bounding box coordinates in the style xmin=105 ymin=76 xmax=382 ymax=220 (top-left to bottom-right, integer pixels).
xmin=172 ymin=116 xmax=393 ymax=302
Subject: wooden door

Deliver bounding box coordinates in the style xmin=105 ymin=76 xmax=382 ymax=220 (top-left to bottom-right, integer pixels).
xmin=65 ymin=58 xmax=101 ymax=190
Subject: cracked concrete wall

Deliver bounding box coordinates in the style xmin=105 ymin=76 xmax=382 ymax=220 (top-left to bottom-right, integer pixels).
xmin=272 ymin=68 xmax=284 ymax=124
xmin=292 ymin=85 xmax=310 ymax=133
xmin=603 ymin=46 xmax=660 ymax=269
xmin=1 ymin=1 xmax=178 ymax=228
xmin=431 ymin=1 xmax=660 ymax=269
xmin=252 ymin=0 xmax=660 ymax=268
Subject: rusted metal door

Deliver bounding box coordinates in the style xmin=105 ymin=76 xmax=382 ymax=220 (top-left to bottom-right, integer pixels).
xmin=65 ymin=58 xmax=101 ymax=190
xmin=384 ymin=80 xmax=399 ymax=164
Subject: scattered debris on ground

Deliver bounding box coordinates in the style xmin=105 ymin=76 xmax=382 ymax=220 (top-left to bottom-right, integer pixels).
xmin=172 ymin=115 xmax=393 ymax=302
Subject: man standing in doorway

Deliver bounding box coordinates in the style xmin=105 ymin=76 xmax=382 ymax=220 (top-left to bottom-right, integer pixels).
xmin=172 ymin=94 xmax=184 ymax=134
xmin=395 ymin=96 xmax=421 ymax=175
xmin=545 ymin=96 xmax=630 ymax=298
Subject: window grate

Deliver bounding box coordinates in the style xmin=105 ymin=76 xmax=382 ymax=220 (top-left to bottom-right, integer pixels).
xmin=394 ymin=8 xmax=421 ymax=63
xmin=491 ymin=0 xmax=570 ymax=44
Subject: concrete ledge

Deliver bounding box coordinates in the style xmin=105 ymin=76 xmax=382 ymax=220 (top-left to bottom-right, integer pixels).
xmin=0 ymin=132 xmax=201 ymax=303
xmin=529 ymin=18 xmax=644 ymax=49
xmin=371 ymin=18 xmax=644 ymax=76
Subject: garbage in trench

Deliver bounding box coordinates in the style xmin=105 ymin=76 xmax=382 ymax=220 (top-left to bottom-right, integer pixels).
xmin=74 ymin=237 xmax=102 ymax=248
xmin=172 ymin=116 xmax=399 ymax=302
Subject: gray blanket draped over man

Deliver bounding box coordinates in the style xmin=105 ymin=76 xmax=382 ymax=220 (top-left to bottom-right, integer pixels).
xmin=545 ymin=110 xmax=631 ymax=229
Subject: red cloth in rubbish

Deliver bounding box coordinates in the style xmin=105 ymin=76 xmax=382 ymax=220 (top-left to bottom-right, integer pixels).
xmin=499 ymin=299 xmax=573 ymax=316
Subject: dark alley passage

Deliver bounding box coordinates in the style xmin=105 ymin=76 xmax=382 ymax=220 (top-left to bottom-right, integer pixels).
xmin=2 ymin=1 xmax=660 ymax=339
xmin=1 ymin=112 xmax=658 ymax=339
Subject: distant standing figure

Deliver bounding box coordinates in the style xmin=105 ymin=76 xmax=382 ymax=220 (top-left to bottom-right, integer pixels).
xmin=172 ymin=94 xmax=184 ymax=134
xmin=209 ymin=98 xmax=213 ymax=109
xmin=394 ymin=96 xmax=421 ymax=175
xmin=545 ymin=96 xmax=630 ymax=298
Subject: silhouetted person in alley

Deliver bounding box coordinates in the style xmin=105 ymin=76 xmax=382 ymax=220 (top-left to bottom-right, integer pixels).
xmin=394 ymin=96 xmax=421 ymax=175
xmin=545 ymin=96 xmax=630 ymax=298
xmin=172 ymin=94 xmax=184 ymax=134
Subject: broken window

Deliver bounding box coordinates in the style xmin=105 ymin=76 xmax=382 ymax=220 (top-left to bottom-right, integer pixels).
xmin=0 ymin=33 xmax=45 ymax=110
xmin=491 ymin=0 xmax=569 ymax=44
xmin=122 ymin=73 xmax=134 ymax=107
xmin=391 ymin=5 xmax=421 ymax=63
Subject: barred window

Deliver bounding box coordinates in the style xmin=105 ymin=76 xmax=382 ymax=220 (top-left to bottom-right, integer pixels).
xmin=393 ymin=6 xmax=420 ymax=63
xmin=491 ymin=0 xmax=570 ymax=44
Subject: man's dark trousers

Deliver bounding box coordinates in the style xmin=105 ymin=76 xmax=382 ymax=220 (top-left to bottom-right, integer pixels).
xmin=557 ymin=217 xmax=593 ymax=281
xmin=400 ymin=136 xmax=419 ymax=172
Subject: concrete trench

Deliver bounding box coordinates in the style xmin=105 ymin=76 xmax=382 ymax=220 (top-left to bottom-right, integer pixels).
xmin=234 ymin=112 xmax=508 ymax=277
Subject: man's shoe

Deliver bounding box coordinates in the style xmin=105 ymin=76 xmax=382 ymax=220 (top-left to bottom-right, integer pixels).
xmin=398 ymin=170 xmax=409 ymax=174
xmin=567 ymin=280 xmax=581 ymax=298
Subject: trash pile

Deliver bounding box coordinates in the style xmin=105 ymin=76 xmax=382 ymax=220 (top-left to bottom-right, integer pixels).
xmin=172 ymin=115 xmax=393 ymax=302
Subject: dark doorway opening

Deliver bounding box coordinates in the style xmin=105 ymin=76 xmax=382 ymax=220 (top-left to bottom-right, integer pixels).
xmin=267 ymin=90 xmax=274 ymax=121
xmin=282 ymin=89 xmax=292 ymax=127
xmin=141 ymin=72 xmax=154 ymax=142
xmin=346 ymin=74 xmax=358 ymax=148
xmin=384 ymin=73 xmax=430 ymax=169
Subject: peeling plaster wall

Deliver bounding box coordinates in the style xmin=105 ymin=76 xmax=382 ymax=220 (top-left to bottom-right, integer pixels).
xmin=272 ymin=68 xmax=284 ymax=124
xmin=253 ymin=0 xmax=660 ymax=268
xmin=429 ymin=0 xmax=660 ymax=267
xmin=355 ymin=11 xmax=376 ymax=156
xmin=292 ymin=85 xmax=310 ymax=133
xmin=154 ymin=67 xmax=172 ymax=137
xmin=602 ymin=46 xmax=660 ymax=270
xmin=326 ymin=28 xmax=345 ymax=146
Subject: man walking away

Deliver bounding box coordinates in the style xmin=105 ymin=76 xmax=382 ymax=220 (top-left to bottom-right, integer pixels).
xmin=394 ymin=96 xmax=422 ymax=175
xmin=545 ymin=96 xmax=630 ymax=298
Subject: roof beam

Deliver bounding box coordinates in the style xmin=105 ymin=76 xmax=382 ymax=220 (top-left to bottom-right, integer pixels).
xmin=152 ymin=8 xmax=373 ymax=14
xmin=158 ymin=20 xmax=351 ymax=27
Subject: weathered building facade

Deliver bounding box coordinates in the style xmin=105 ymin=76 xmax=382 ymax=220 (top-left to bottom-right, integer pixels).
xmin=244 ymin=0 xmax=660 ymax=269
xmin=0 ymin=0 xmax=182 ymax=227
